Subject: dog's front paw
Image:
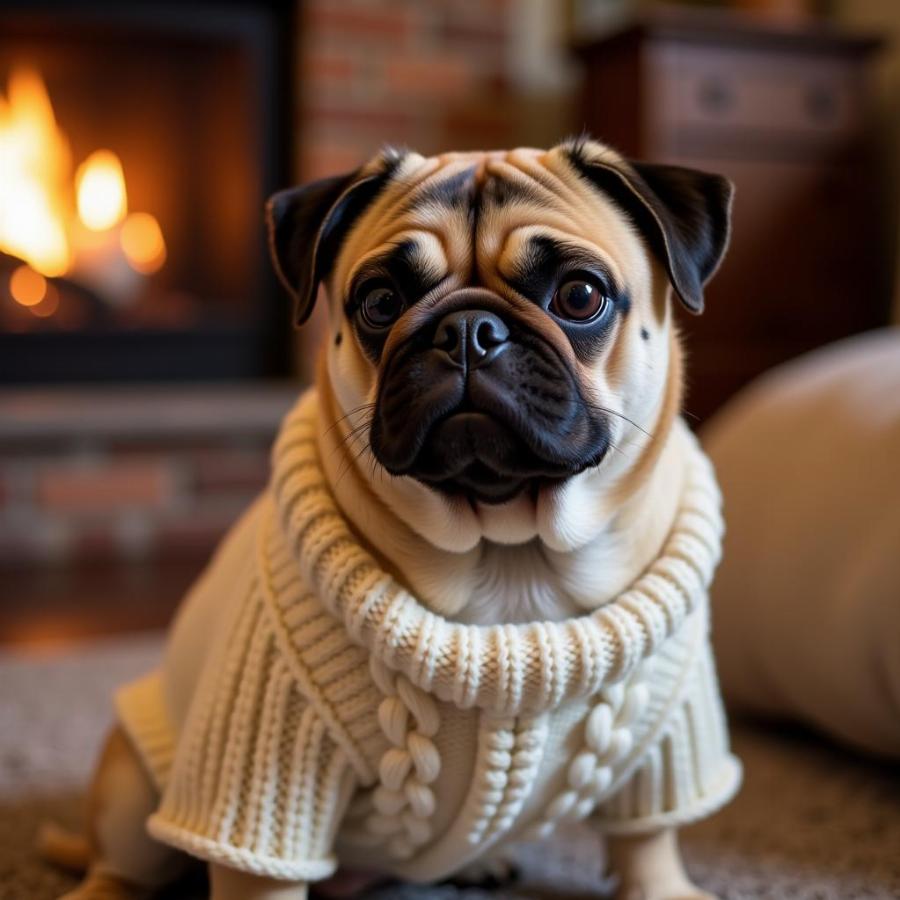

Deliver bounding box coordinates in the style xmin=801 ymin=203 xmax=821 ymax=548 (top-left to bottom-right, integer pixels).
xmin=58 ymin=869 xmax=151 ymax=900
xmin=454 ymin=854 xmax=520 ymax=887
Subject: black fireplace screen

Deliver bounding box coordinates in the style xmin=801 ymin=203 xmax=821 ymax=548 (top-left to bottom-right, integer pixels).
xmin=0 ymin=1 xmax=294 ymax=382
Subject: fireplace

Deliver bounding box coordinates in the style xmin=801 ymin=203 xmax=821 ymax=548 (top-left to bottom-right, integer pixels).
xmin=0 ymin=1 xmax=295 ymax=382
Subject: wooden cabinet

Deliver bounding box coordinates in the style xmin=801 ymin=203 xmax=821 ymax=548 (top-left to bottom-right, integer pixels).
xmin=577 ymin=9 xmax=889 ymax=420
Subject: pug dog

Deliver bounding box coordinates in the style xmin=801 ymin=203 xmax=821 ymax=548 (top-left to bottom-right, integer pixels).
xmin=44 ymin=138 xmax=738 ymax=900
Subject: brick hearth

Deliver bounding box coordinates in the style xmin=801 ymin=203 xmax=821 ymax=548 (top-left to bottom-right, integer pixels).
xmin=0 ymin=385 xmax=296 ymax=568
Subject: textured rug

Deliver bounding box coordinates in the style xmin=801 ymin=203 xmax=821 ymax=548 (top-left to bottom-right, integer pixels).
xmin=1 ymin=634 xmax=898 ymax=900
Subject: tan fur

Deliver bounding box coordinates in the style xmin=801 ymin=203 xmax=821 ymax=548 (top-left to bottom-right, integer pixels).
xmin=610 ymin=325 xmax=684 ymax=509
xmin=37 ymin=824 xmax=91 ymax=873
xmin=48 ymin=727 xmax=186 ymax=899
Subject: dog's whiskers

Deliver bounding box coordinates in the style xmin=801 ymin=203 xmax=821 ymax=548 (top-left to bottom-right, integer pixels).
xmin=334 ymin=440 xmax=368 ymax=490
xmin=580 ymin=400 xmax=654 ymax=439
xmin=324 ymin=403 xmax=376 ymax=438
xmin=329 ymin=407 xmax=381 ymax=492
xmin=335 ymin=419 xmax=372 ymax=451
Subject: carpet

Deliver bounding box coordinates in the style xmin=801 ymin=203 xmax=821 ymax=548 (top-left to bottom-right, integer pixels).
xmin=1 ymin=634 xmax=898 ymax=900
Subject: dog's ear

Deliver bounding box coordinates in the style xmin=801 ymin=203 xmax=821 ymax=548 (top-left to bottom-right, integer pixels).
xmin=567 ymin=144 xmax=733 ymax=314
xmin=266 ymin=154 xmax=401 ymax=325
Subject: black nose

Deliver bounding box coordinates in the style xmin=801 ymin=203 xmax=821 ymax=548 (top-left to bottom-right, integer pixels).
xmin=433 ymin=310 xmax=510 ymax=368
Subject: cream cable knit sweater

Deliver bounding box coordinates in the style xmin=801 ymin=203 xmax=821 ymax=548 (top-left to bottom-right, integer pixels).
xmin=115 ymin=391 xmax=740 ymax=883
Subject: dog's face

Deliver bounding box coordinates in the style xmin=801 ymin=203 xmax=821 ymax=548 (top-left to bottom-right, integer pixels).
xmin=268 ymin=140 xmax=731 ymax=554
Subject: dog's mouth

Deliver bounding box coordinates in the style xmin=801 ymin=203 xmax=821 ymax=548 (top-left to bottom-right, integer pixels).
xmin=444 ymin=463 xmax=531 ymax=504
xmin=414 ymin=411 xmax=562 ymax=504
xmin=373 ymin=384 xmax=609 ymax=505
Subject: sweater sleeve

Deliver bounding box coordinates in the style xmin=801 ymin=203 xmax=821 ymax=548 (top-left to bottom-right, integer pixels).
xmin=146 ymin=597 xmax=358 ymax=883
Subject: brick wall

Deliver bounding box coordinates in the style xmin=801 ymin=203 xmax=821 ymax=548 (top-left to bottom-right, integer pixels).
xmin=297 ymin=0 xmax=574 ymax=180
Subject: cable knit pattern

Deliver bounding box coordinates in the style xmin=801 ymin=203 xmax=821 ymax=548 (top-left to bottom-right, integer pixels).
xmin=465 ymin=715 xmax=548 ymax=846
xmin=113 ymin=389 xmax=739 ymax=883
xmin=272 ymin=393 xmax=724 ymax=717
xmin=365 ymin=657 xmax=442 ymax=859
xmin=596 ymin=639 xmax=741 ymax=834
xmin=522 ymin=674 xmax=650 ymax=842
xmin=521 ymin=609 xmax=717 ymax=843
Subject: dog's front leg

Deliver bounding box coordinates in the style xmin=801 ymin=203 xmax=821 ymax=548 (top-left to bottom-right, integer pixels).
xmin=606 ymin=828 xmax=714 ymax=900
xmin=209 ymin=863 xmax=308 ymax=900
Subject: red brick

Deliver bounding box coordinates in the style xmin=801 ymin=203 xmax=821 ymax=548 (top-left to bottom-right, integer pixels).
xmin=302 ymin=51 xmax=358 ymax=85
xmin=304 ymin=5 xmax=418 ymax=43
xmin=0 ymin=531 xmax=42 ymax=566
xmin=70 ymin=524 xmax=122 ymax=562
xmin=37 ymin=461 xmax=177 ymax=514
xmin=485 ymin=71 xmax=512 ymax=93
xmin=304 ymin=102 xmax=420 ymax=131
xmin=0 ymin=461 xmax=35 ymax=505
xmin=301 ymin=143 xmax=372 ymax=180
xmin=154 ymin=517 xmax=232 ymax=559
xmin=0 ymin=516 xmax=71 ymax=566
xmin=191 ymin=450 xmax=269 ymax=495
xmin=384 ymin=57 xmax=473 ymax=99
xmin=440 ymin=97 xmax=517 ymax=147
xmin=438 ymin=20 xmax=508 ymax=50
xmin=301 ymin=115 xmax=426 ymax=161
xmin=105 ymin=441 xmax=181 ymax=457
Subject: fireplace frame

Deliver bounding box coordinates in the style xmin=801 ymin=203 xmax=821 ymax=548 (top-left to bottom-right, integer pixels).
xmin=0 ymin=0 xmax=297 ymax=384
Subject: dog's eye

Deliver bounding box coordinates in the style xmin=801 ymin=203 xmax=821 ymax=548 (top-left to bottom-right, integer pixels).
xmin=361 ymin=285 xmax=405 ymax=328
xmin=552 ymin=279 xmax=608 ymax=322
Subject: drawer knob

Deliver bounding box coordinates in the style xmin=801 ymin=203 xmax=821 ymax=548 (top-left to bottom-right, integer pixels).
xmin=806 ymin=84 xmax=838 ymax=123
xmin=698 ymin=79 xmax=734 ymax=115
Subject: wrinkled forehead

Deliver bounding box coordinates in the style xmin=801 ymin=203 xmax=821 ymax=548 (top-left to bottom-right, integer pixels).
xmin=332 ymin=147 xmax=647 ymax=295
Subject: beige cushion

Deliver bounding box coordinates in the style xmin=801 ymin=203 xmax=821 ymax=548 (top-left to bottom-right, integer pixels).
xmin=702 ymin=329 xmax=900 ymax=758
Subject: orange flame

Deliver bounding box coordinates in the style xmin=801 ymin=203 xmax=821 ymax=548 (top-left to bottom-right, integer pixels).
xmin=0 ymin=66 xmax=166 ymax=306
xmin=76 ymin=149 xmax=127 ymax=231
xmin=0 ymin=68 xmax=72 ymax=276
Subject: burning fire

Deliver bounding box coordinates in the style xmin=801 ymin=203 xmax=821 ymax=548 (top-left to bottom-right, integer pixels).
xmin=0 ymin=66 xmax=166 ymax=317
xmin=76 ymin=150 xmax=128 ymax=232
xmin=0 ymin=68 xmax=71 ymax=276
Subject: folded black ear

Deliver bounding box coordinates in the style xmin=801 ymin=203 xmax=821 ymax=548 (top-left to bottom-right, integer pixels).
xmin=568 ymin=151 xmax=733 ymax=314
xmin=266 ymin=164 xmax=395 ymax=325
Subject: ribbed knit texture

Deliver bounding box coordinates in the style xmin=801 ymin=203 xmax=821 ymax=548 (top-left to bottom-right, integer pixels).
xmin=115 ymin=390 xmax=740 ymax=883
xmin=144 ymin=591 xmax=360 ymax=881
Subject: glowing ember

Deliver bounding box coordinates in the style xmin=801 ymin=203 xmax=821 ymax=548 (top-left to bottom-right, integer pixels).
xmin=76 ymin=149 xmax=127 ymax=232
xmin=9 ymin=264 xmax=47 ymax=307
xmin=29 ymin=282 xmax=59 ymax=318
xmin=120 ymin=212 xmax=166 ymax=274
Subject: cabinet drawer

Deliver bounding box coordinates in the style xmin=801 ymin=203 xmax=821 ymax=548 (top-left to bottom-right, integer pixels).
xmin=648 ymin=42 xmax=863 ymax=146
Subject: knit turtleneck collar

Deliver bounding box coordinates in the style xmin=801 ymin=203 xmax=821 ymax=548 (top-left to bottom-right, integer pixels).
xmin=269 ymin=392 xmax=723 ymax=717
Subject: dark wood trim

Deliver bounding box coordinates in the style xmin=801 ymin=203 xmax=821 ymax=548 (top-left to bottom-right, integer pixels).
xmin=572 ymin=5 xmax=884 ymax=59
